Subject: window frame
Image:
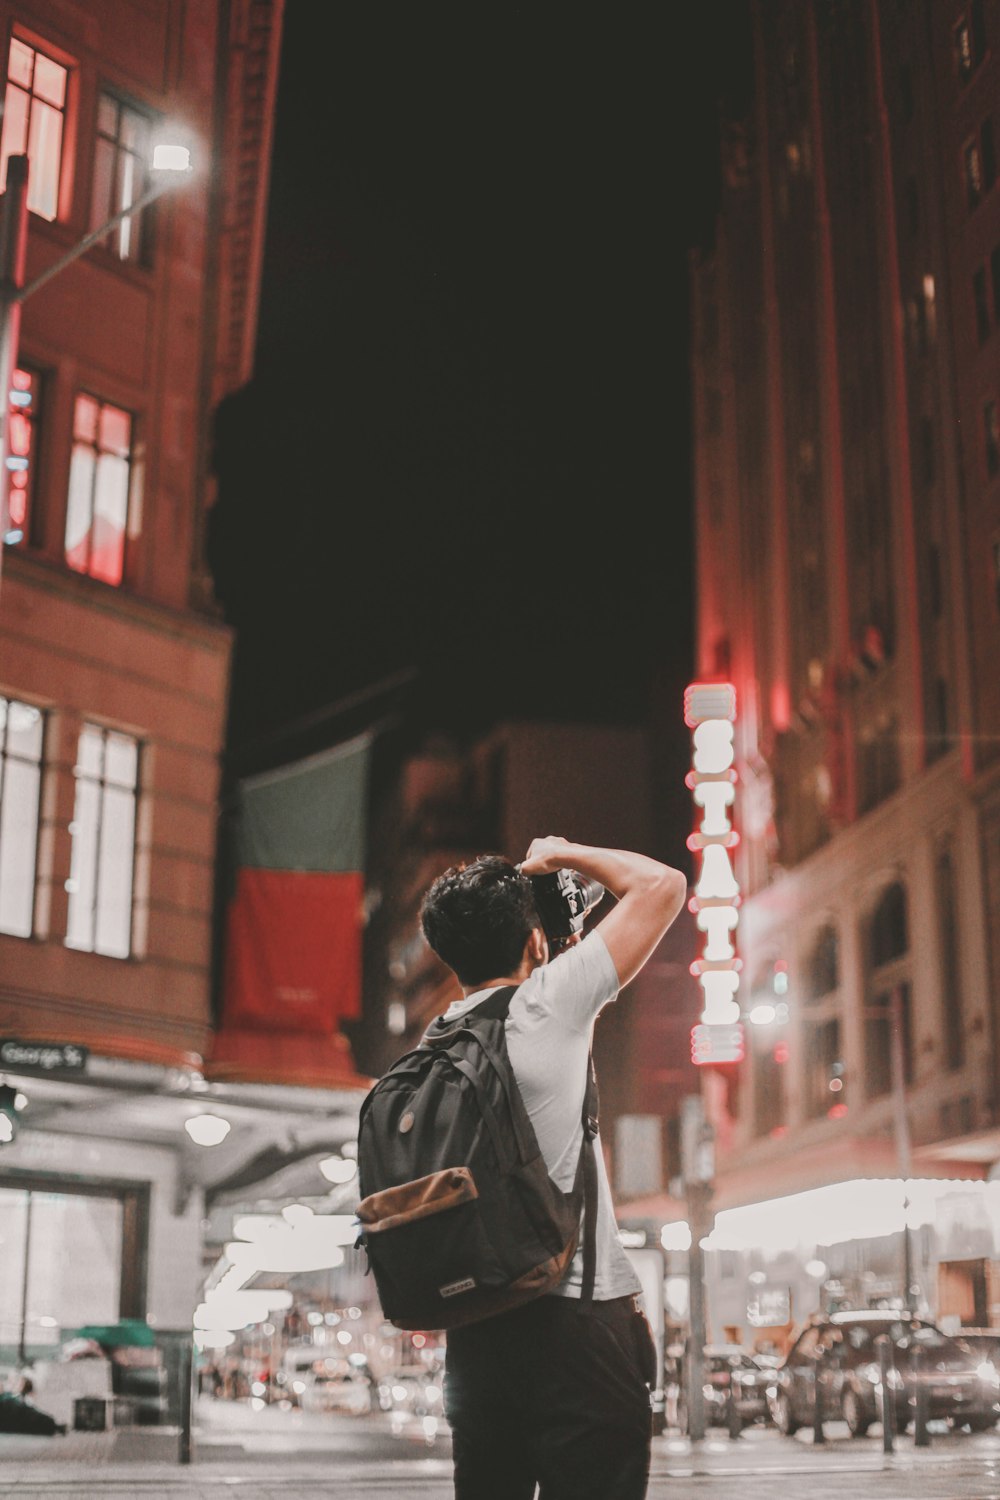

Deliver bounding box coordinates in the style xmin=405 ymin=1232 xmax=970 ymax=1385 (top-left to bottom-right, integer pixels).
xmin=65 ymin=722 xmax=141 ymax=960
xmin=0 ymin=30 xmax=73 ymax=222
xmin=0 ymin=695 xmax=45 ymax=939
xmin=90 ymin=88 xmax=157 ymax=268
xmin=63 ymin=389 xmax=139 ymax=587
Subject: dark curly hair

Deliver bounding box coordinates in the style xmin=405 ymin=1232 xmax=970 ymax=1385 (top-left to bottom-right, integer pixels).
xmin=419 ymin=854 xmax=540 ymax=987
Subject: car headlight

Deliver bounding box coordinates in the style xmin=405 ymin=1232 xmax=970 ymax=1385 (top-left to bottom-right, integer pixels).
xmin=977 ymin=1361 xmax=1000 ymax=1387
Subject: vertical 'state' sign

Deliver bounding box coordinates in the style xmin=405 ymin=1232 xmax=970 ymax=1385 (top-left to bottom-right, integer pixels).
xmin=684 ymin=682 xmax=745 ymax=1066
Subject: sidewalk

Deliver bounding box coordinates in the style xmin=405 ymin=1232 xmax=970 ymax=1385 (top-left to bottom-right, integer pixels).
xmin=5 ymin=1424 xmax=1000 ymax=1499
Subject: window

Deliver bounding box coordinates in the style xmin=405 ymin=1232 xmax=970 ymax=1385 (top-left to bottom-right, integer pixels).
xmin=864 ymin=882 xmax=912 ymax=1099
xmin=919 ymin=415 xmax=935 ymax=484
xmin=966 ymin=121 xmax=996 ymax=211
xmin=937 ymin=850 xmax=964 ymax=1071
xmin=966 ymin=138 xmax=983 ymax=209
xmin=806 ymin=1017 xmax=843 ymax=1119
xmin=955 ymin=2 xmax=987 ymax=84
xmin=991 ymin=244 xmax=1000 ymax=325
xmin=2 ymin=366 xmax=42 ymax=548
xmin=955 ymin=18 xmax=974 ymax=83
xmin=974 ymin=266 xmax=991 ymax=343
xmin=64 ymin=394 xmax=136 ymax=585
xmin=985 ymin=399 xmax=1000 ymax=478
xmin=0 ymin=697 xmax=44 ymax=938
xmin=983 ymin=118 xmax=997 ymax=193
xmin=92 ymin=93 xmax=153 ymax=263
xmin=65 ymin=724 xmax=139 ymax=959
xmin=0 ymin=37 xmax=68 ymax=220
xmin=803 ymin=925 xmax=839 ymax=1003
xmin=0 ymin=1176 xmax=145 ymax=1361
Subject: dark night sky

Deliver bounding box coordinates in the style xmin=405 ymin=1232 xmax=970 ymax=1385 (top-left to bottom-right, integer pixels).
xmin=207 ymin=2 xmax=752 ymax=767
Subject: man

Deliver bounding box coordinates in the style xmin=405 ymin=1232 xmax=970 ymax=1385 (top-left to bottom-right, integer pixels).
xmin=419 ymin=834 xmax=687 ymax=1500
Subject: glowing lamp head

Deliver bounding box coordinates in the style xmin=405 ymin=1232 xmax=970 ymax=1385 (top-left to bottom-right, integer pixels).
xmin=184 ymin=1112 xmax=231 ymax=1146
xmin=152 ymin=143 xmax=192 ymax=173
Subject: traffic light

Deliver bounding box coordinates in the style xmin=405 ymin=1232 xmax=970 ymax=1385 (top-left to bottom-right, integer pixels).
xmin=0 ymin=1084 xmax=23 ymax=1143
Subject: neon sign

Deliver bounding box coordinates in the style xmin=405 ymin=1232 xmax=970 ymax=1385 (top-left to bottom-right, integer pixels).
xmin=685 ymin=681 xmax=745 ymax=1066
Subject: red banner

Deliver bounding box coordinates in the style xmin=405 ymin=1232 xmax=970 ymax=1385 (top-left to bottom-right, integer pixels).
xmin=220 ymin=868 xmax=363 ymax=1034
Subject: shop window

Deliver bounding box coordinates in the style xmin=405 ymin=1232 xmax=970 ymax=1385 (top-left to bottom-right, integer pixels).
xmin=0 ymin=696 xmax=44 ymax=938
xmin=2 ymin=365 xmax=43 ymax=548
xmin=974 ymin=266 xmax=991 ymax=344
xmin=0 ymin=37 xmax=69 ymax=221
xmin=985 ymin=399 xmax=1000 ymax=479
xmin=0 ymin=1177 xmax=145 ymax=1362
xmin=92 ymin=92 xmax=154 ymax=264
xmin=65 ymin=723 xmax=139 ymax=959
xmin=64 ymin=394 xmax=137 ymax=585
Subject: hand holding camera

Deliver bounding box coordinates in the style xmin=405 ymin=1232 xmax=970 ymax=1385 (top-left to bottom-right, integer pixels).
xmin=518 ymin=838 xmax=606 ymax=947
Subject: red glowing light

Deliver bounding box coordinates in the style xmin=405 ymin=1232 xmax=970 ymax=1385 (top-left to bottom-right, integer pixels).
xmin=773 ymin=1042 xmax=789 ymax=1064
xmin=827 ymin=1102 xmax=849 ymax=1120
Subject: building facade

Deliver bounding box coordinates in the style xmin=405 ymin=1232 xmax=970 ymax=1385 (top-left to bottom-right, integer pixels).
xmin=0 ymin=0 xmax=370 ymax=1392
xmin=688 ymin=0 xmax=1000 ymax=1339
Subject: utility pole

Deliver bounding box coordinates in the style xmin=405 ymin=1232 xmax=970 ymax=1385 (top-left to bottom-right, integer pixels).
xmin=889 ymin=982 xmax=917 ymax=1313
xmin=681 ymin=1093 xmax=715 ymax=1441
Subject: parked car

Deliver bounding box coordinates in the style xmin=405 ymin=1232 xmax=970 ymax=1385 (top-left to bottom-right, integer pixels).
xmin=665 ymin=1344 xmax=773 ymax=1432
xmin=767 ymin=1309 xmax=1000 ymax=1438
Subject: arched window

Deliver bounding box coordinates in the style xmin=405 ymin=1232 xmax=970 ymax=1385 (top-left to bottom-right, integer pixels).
xmin=870 ymin=882 xmax=907 ymax=967
xmin=803 ymin=924 xmax=839 ymax=1003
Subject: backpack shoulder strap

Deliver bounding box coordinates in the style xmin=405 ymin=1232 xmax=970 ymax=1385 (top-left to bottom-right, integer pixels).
xmin=425 ymin=982 xmax=600 ymax=1308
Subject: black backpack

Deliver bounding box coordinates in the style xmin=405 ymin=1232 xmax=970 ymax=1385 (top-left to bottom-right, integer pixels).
xmin=355 ymin=985 xmax=599 ymax=1332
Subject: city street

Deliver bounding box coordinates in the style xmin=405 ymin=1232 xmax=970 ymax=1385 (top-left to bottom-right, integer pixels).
xmin=6 ymin=1403 xmax=1000 ymax=1498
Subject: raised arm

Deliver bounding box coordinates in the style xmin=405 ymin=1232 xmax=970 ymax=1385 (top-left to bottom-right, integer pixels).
xmin=519 ymin=835 xmax=687 ymax=989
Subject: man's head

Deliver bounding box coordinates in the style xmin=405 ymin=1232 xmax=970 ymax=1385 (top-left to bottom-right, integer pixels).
xmin=420 ymin=854 xmax=542 ymax=988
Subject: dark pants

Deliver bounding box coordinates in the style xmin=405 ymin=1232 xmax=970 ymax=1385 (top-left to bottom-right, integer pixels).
xmin=444 ymin=1293 xmax=656 ymax=1500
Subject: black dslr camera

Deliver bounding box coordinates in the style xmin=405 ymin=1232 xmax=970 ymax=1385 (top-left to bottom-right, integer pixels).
xmin=524 ymin=869 xmax=605 ymax=947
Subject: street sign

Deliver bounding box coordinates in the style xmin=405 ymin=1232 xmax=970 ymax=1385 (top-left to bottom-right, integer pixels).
xmin=0 ymin=1039 xmax=88 ymax=1072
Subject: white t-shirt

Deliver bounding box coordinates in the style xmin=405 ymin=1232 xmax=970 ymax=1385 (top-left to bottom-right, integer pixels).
xmin=440 ymin=929 xmax=641 ymax=1302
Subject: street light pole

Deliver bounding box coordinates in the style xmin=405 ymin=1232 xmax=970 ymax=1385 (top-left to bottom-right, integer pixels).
xmin=888 ymin=982 xmax=917 ymax=1315
xmin=0 ymin=146 xmax=192 ymax=584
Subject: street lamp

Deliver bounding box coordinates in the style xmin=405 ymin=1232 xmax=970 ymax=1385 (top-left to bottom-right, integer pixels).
xmin=0 ymin=141 xmax=193 ymax=569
